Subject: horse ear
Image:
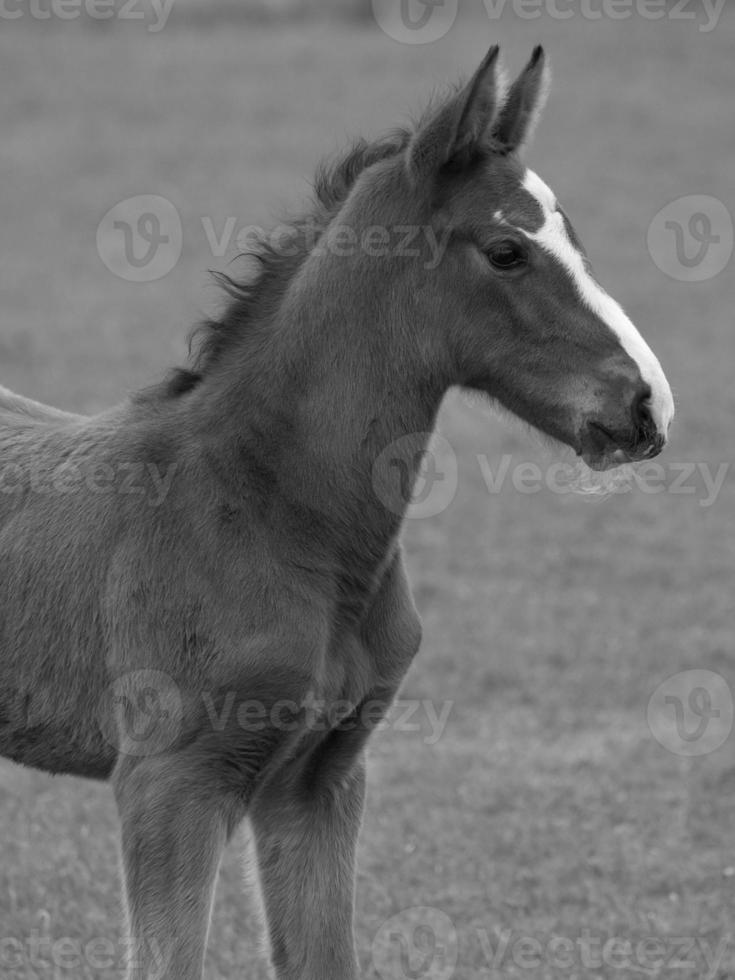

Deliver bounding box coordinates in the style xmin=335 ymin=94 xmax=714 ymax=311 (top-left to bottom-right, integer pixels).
xmin=406 ymin=45 xmax=504 ymax=184
xmin=491 ymin=46 xmax=550 ymax=154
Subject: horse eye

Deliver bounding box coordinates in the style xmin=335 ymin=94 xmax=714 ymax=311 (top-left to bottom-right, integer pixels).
xmin=486 ymin=242 xmax=526 ymax=271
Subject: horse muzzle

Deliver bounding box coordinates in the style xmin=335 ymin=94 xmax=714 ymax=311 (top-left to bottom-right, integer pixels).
xmin=579 ymin=387 xmax=668 ymax=471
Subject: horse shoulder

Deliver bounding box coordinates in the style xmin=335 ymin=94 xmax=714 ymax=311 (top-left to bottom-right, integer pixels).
xmin=360 ymin=548 xmax=423 ymax=692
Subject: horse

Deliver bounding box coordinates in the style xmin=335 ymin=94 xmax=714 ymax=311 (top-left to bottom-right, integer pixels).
xmin=0 ymin=45 xmax=673 ymax=980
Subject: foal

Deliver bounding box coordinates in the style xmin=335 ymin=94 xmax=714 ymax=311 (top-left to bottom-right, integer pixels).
xmin=0 ymin=46 xmax=673 ymax=980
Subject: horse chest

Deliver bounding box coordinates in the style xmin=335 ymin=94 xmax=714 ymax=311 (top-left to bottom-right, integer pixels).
xmin=323 ymin=627 xmax=381 ymax=711
xmin=321 ymin=580 xmax=423 ymax=711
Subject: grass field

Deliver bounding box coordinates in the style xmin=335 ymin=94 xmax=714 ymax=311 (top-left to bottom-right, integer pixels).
xmin=0 ymin=4 xmax=733 ymax=978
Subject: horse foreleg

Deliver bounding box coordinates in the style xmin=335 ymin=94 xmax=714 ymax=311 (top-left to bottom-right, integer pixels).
xmin=112 ymin=751 xmax=237 ymax=980
xmin=250 ymin=739 xmax=367 ymax=980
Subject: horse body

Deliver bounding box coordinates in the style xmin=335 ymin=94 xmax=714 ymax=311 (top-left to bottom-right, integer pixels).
xmin=1 ymin=46 xmax=674 ymax=980
xmin=0 ymin=379 xmax=417 ymax=775
xmin=0 ymin=396 xmax=161 ymax=777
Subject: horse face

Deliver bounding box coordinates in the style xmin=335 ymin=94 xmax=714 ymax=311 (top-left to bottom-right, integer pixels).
xmin=405 ymin=45 xmax=674 ymax=469
xmin=440 ymin=155 xmax=674 ymax=469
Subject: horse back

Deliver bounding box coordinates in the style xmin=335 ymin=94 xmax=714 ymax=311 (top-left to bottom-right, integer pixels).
xmin=0 ymin=384 xmax=87 ymax=426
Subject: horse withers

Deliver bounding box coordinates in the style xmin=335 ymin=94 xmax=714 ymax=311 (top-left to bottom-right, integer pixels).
xmin=0 ymin=46 xmax=673 ymax=980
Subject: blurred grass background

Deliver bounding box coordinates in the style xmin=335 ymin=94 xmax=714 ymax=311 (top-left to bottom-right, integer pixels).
xmin=0 ymin=2 xmax=733 ymax=978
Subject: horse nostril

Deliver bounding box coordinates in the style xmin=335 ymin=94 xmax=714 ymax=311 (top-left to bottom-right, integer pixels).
xmin=633 ymin=388 xmax=654 ymax=432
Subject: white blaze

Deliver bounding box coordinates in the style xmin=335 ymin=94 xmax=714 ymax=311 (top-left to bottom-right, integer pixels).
xmin=521 ymin=169 xmax=675 ymax=436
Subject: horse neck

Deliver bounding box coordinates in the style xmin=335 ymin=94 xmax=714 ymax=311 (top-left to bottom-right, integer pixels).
xmin=189 ymin=255 xmax=447 ymax=577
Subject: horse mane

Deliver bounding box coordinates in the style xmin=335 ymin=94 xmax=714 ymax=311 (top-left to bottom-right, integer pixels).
xmin=158 ymin=127 xmax=413 ymax=399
